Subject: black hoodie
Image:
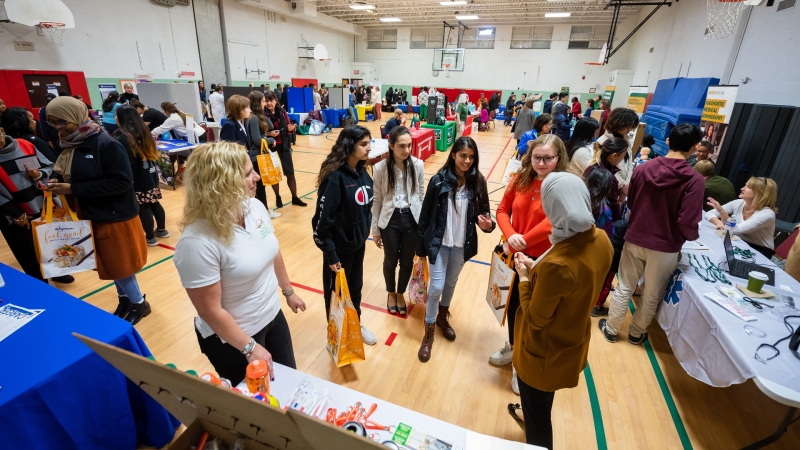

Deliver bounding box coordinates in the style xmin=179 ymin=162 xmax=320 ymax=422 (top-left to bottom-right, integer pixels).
xmin=312 ymin=161 xmax=373 ymax=265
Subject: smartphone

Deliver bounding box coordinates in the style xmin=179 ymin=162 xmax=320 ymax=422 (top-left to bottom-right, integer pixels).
xmin=36 ymin=178 xmax=49 ymax=189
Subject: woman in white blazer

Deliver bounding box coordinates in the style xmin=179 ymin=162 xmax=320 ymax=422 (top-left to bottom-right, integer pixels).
xmin=371 ymin=126 xmax=425 ymax=316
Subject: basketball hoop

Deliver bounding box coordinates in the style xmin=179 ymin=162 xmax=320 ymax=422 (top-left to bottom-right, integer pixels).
xmin=319 ymin=58 xmax=331 ymax=67
xmin=584 ymin=62 xmax=602 ymax=75
xmin=39 ymin=22 xmax=66 ymax=46
xmin=705 ymin=0 xmax=755 ymax=40
xmin=443 ymin=63 xmax=451 ymax=78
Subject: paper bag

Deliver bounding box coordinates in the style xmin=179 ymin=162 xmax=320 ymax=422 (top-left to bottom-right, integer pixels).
xmin=407 ymin=256 xmax=429 ymax=304
xmin=501 ymin=151 xmax=522 ymax=186
xmin=327 ymin=269 xmax=365 ymax=367
xmin=32 ymin=191 xmax=96 ymax=279
xmin=486 ymin=248 xmax=516 ymax=325
xmin=256 ymin=139 xmax=283 ymax=186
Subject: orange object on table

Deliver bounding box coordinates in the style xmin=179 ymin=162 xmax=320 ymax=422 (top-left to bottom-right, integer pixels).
xmin=245 ymin=360 xmax=270 ymax=395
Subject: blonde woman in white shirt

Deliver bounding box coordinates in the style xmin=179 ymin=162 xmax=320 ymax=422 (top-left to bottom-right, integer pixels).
xmin=372 ymin=126 xmax=425 ymax=316
xmin=174 ymin=141 xmax=306 ymax=386
xmin=706 ymin=176 xmax=778 ymax=258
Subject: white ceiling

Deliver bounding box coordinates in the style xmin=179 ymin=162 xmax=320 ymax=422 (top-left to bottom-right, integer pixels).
xmin=313 ymin=0 xmax=643 ymax=28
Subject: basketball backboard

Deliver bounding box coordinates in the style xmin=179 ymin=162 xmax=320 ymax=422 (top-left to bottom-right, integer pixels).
xmin=433 ymin=48 xmax=465 ymax=72
xmin=2 ymin=0 xmax=75 ymax=28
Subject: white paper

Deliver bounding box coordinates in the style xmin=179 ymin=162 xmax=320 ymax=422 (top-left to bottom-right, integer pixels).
xmin=0 ymin=304 xmax=44 ymax=342
xmin=704 ymin=292 xmax=756 ymax=322
xmin=780 ymin=285 xmax=795 ymax=293
xmin=682 ymin=240 xmax=709 ymax=250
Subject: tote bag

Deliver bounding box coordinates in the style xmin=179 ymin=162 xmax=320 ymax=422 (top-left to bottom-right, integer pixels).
xmin=32 ymin=191 xmax=96 ymax=279
xmin=327 ymin=269 xmax=366 ymax=367
xmin=407 ymin=256 xmax=429 ymax=305
xmin=256 ymin=138 xmax=283 ymax=186
xmin=501 ymin=151 xmax=523 ymax=186
xmin=486 ymin=245 xmax=516 ymax=326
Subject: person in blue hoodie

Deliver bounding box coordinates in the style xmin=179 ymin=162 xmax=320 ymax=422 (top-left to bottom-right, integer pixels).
xmin=312 ymin=125 xmax=378 ymax=346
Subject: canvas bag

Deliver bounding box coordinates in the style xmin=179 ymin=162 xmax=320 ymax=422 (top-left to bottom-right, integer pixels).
xmin=501 ymin=150 xmax=523 ymax=186
xmin=327 ymin=269 xmax=366 ymax=367
xmin=256 ymin=138 xmax=283 ymax=186
xmin=32 ymin=190 xmax=96 ymax=279
xmin=407 ymin=256 xmax=429 ymax=305
xmin=486 ymin=244 xmax=516 ymax=326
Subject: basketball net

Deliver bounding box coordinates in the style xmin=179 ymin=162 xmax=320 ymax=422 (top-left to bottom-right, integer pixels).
xmin=39 ymin=22 xmax=66 ymax=46
xmin=705 ymin=0 xmax=749 ymax=39
xmin=443 ymin=63 xmax=451 ymax=78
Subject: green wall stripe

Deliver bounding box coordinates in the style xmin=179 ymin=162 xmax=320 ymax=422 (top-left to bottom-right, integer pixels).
xmin=628 ymin=300 xmax=693 ymax=449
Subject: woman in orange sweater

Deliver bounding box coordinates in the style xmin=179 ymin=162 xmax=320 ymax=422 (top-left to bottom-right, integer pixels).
xmin=490 ymin=134 xmax=569 ymax=394
xmin=512 ymin=172 xmax=612 ymax=449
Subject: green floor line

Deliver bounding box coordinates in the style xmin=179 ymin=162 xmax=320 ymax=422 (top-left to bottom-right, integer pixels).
xmin=80 ymin=255 xmax=175 ymax=300
xmin=583 ymin=363 xmax=608 ymax=450
xmin=628 ymin=300 xmax=693 ymax=449
xmin=273 ymin=189 xmax=318 ymax=210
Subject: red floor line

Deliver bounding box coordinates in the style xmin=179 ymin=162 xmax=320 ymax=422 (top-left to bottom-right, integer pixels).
xmin=290 ymin=282 xmax=324 ymax=295
xmin=157 ymin=243 xmax=176 ymax=251
xmin=385 ymin=332 xmax=397 ymax=346
xmin=485 ymin=136 xmax=513 ymax=180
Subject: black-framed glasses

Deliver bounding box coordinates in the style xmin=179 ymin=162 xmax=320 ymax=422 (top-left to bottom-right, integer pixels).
xmin=531 ymin=155 xmax=559 ymax=164
xmin=753 ymin=315 xmax=800 ymax=364
xmin=45 ymin=119 xmax=70 ymax=128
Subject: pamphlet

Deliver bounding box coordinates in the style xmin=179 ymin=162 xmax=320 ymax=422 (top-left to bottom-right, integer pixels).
xmin=704 ymin=292 xmax=756 ymax=322
xmin=0 ymin=304 xmax=44 ymax=342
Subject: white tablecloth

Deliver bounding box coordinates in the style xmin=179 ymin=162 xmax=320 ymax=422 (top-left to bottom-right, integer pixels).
xmin=656 ymin=222 xmax=800 ymax=389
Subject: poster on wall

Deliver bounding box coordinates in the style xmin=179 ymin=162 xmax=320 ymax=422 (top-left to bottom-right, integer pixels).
xmin=700 ymin=85 xmax=739 ymax=162
xmin=603 ymin=86 xmax=616 ymax=104
xmin=98 ymin=84 xmax=117 ymax=101
xmin=46 ymin=85 xmax=59 ymax=97
xmin=627 ymin=86 xmax=648 ymax=114
xmin=119 ymin=80 xmax=138 ymax=95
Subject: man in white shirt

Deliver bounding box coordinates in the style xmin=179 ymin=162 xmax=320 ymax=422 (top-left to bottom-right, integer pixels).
xmin=457 ymin=89 xmax=468 ymax=105
xmin=418 ymin=87 xmax=429 ymax=120
xmin=208 ymin=85 xmax=226 ymax=122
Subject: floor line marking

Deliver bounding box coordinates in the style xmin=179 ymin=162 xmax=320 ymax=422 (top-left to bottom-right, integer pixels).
xmin=79 ymin=255 xmax=175 ymax=299
xmin=485 ymin=136 xmax=513 ymax=180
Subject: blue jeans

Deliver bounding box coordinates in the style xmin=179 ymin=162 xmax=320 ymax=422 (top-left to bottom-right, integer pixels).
xmin=115 ymin=274 xmax=144 ymax=304
xmin=425 ymin=246 xmax=465 ymax=324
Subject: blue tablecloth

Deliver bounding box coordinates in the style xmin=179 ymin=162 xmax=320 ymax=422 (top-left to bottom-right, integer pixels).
xmin=288 ymin=113 xmax=301 ymax=124
xmin=412 ymin=106 xmax=420 ymax=114
xmin=0 ymin=264 xmax=179 ymax=450
xmin=321 ymin=109 xmax=350 ymax=127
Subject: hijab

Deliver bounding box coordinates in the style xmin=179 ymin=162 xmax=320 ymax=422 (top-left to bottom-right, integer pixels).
xmin=541 ymin=172 xmax=595 ymax=244
xmin=47 ymin=96 xmax=103 ymax=182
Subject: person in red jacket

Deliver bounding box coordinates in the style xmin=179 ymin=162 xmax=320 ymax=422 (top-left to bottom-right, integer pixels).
xmin=599 ymin=124 xmax=705 ymax=345
xmin=490 ymin=134 xmax=568 ymax=394
xmin=570 ymin=96 xmax=582 ymax=119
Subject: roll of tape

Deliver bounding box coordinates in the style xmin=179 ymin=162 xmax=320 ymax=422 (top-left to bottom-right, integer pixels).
xmin=342 ymin=421 xmax=367 ymax=437
xmin=381 ymin=441 xmax=401 ymax=450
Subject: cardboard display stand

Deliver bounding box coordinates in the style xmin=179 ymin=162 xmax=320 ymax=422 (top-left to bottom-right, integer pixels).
xmin=74 ymin=334 xmax=383 ymax=450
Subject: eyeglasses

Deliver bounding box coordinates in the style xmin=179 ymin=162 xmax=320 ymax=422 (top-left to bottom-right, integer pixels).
xmin=531 ymin=155 xmax=559 ymax=164
xmin=45 ymin=119 xmax=70 ymax=128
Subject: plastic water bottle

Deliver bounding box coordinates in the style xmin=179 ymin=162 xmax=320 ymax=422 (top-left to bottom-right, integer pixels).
xmin=725 ymin=218 xmax=737 ymax=232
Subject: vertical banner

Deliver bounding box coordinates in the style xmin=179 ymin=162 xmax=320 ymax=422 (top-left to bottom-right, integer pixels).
xmin=604 ymin=86 xmax=616 ymax=104
xmin=627 ymin=86 xmax=649 ymax=114
xmin=700 ymin=85 xmax=739 ymax=162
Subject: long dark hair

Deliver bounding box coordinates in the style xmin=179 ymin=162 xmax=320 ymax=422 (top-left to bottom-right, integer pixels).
xmin=161 ymin=102 xmax=186 ymax=124
xmin=316 ymin=125 xmax=371 ymax=187
xmin=116 ymin=104 xmax=160 ymax=162
xmin=533 ymin=113 xmax=552 ymax=133
xmin=0 ymin=107 xmax=35 ymax=137
xmin=592 ymin=136 xmax=629 ymax=166
xmin=566 ymin=117 xmax=599 ymax=160
xmin=385 ymin=126 xmax=417 ymax=196
xmin=439 ymin=136 xmax=487 ymax=213
xmin=586 ymin=167 xmax=613 ymax=219
xmin=102 ymin=91 xmax=120 ymax=112
xmin=248 ymin=91 xmax=269 ymax=134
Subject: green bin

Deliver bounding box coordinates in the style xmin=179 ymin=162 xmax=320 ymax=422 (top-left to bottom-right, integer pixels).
xmin=422 ymin=121 xmax=457 ymax=152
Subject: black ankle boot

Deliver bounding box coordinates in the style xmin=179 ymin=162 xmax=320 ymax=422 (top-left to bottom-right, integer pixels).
xmin=291 ymin=197 xmax=307 ymax=207
xmin=113 ymin=296 xmax=132 ymax=318
xmin=124 ymin=295 xmax=151 ymax=325
xmin=275 ymin=195 xmax=283 ymax=208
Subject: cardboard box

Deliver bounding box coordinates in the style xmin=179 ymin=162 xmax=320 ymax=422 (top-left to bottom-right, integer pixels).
xmin=74 ymin=334 xmax=384 ymax=450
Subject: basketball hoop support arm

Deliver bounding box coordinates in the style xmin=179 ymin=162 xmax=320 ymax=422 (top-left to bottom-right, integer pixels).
xmin=602 ymin=0 xmax=675 ymax=65
xmin=442 ymin=21 xmax=468 ymax=48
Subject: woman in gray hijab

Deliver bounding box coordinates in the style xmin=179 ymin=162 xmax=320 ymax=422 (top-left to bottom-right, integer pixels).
xmin=509 ymin=172 xmax=613 ymax=449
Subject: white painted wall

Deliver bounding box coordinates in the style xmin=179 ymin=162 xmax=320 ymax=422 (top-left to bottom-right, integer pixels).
xmin=221 ymin=0 xmax=354 ymax=84
xmin=355 ymin=19 xmax=640 ymax=94
xmin=0 ymin=0 xmax=202 ymax=79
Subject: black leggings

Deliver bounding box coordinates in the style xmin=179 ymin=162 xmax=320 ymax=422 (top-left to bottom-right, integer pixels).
xmin=380 ymin=210 xmax=417 ymax=293
xmin=0 ymin=217 xmax=45 ymax=282
xmin=518 ymin=377 xmax=555 ymax=450
xmin=323 ymin=244 xmax=365 ymax=320
xmin=195 ymin=310 xmax=296 ymax=386
xmin=138 ymin=202 xmax=166 ymax=240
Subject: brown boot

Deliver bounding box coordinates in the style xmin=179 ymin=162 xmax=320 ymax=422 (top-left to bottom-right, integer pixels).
xmin=418 ymin=322 xmax=435 ymax=363
xmin=436 ymin=305 xmax=456 ymax=341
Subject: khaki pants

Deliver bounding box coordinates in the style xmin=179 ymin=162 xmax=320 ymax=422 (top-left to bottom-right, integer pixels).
xmin=606 ymin=242 xmax=679 ymax=337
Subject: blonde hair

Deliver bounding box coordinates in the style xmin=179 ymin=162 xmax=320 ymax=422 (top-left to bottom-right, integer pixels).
xmin=180 ymin=141 xmax=251 ymax=244
xmin=513 ymin=135 xmax=568 ymax=192
xmin=746 ymin=177 xmax=778 ymax=213
xmin=394 ymin=109 xmax=404 ymax=118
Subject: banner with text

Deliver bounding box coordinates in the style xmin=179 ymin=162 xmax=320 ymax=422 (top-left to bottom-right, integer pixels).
xmin=604 ymin=86 xmax=616 ymax=105
xmin=700 ymin=85 xmax=739 ymax=162
xmin=627 ymin=86 xmax=649 ymax=114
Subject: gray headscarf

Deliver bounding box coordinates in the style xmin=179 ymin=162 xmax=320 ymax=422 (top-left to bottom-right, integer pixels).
xmin=542 ymin=172 xmax=595 ymax=244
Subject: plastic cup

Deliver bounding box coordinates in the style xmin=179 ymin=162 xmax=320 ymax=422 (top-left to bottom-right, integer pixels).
xmin=290 ymin=107 xmax=294 ymax=114
xmin=747 ymin=271 xmax=769 ymax=293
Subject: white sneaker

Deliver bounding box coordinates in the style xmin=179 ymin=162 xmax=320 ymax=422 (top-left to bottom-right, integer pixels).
xmin=361 ymin=324 xmax=377 ymax=346
xmin=269 ymin=210 xmax=281 ymax=219
xmin=512 ymin=366 xmax=520 ymax=395
xmin=489 ymin=341 xmax=513 ymax=366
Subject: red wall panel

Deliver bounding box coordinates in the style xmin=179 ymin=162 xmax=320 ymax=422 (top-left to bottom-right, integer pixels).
xmin=291 ymin=78 xmax=319 ymax=88
xmin=411 ymin=87 xmax=502 ymax=106
xmin=0 ymin=70 xmax=91 ymax=114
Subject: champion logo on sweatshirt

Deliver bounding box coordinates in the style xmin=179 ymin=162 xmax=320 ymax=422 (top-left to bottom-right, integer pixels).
xmin=354 ymin=186 xmax=373 ymax=205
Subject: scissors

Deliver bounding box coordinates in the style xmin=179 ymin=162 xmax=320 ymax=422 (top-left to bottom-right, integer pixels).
xmin=743 ymin=297 xmax=773 ymax=309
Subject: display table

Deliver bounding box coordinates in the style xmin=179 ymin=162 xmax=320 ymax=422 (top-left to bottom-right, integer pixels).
xmin=0 ymin=264 xmax=179 ymax=450
xmin=321 ymin=109 xmax=349 ymax=128
xmin=656 ymin=222 xmax=800 ymax=448
xmin=288 ymin=112 xmax=309 ymax=125
xmin=461 ymin=115 xmax=478 ymax=138
xmin=409 ymin=127 xmax=436 ymax=161
xmin=156 ymin=139 xmax=198 ymax=190
xmin=422 ymin=121 xmax=456 ymax=152
xmin=356 ymin=104 xmax=374 ymax=121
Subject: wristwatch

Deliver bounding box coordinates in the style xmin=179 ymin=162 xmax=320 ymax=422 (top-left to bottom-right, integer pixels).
xmin=241 ymin=338 xmax=256 ymax=356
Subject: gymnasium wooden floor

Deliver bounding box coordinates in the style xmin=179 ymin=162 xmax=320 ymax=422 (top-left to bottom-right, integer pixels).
xmin=5 ymin=120 xmax=799 ymax=449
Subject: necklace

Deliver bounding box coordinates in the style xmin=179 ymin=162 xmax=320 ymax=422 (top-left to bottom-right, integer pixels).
xmin=688 ymin=253 xmax=731 ymax=285
xmin=531 ymin=180 xmax=542 ymax=201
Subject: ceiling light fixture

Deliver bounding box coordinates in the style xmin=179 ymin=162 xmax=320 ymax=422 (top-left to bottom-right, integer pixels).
xmin=349 ymin=4 xmax=376 ymax=10
xmin=440 ymin=1 xmax=468 ymax=5
xmin=455 ymin=15 xmax=479 ymax=20
xmin=380 ymin=17 xmax=402 ymax=22
xmin=545 ymin=12 xmax=571 ymax=18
